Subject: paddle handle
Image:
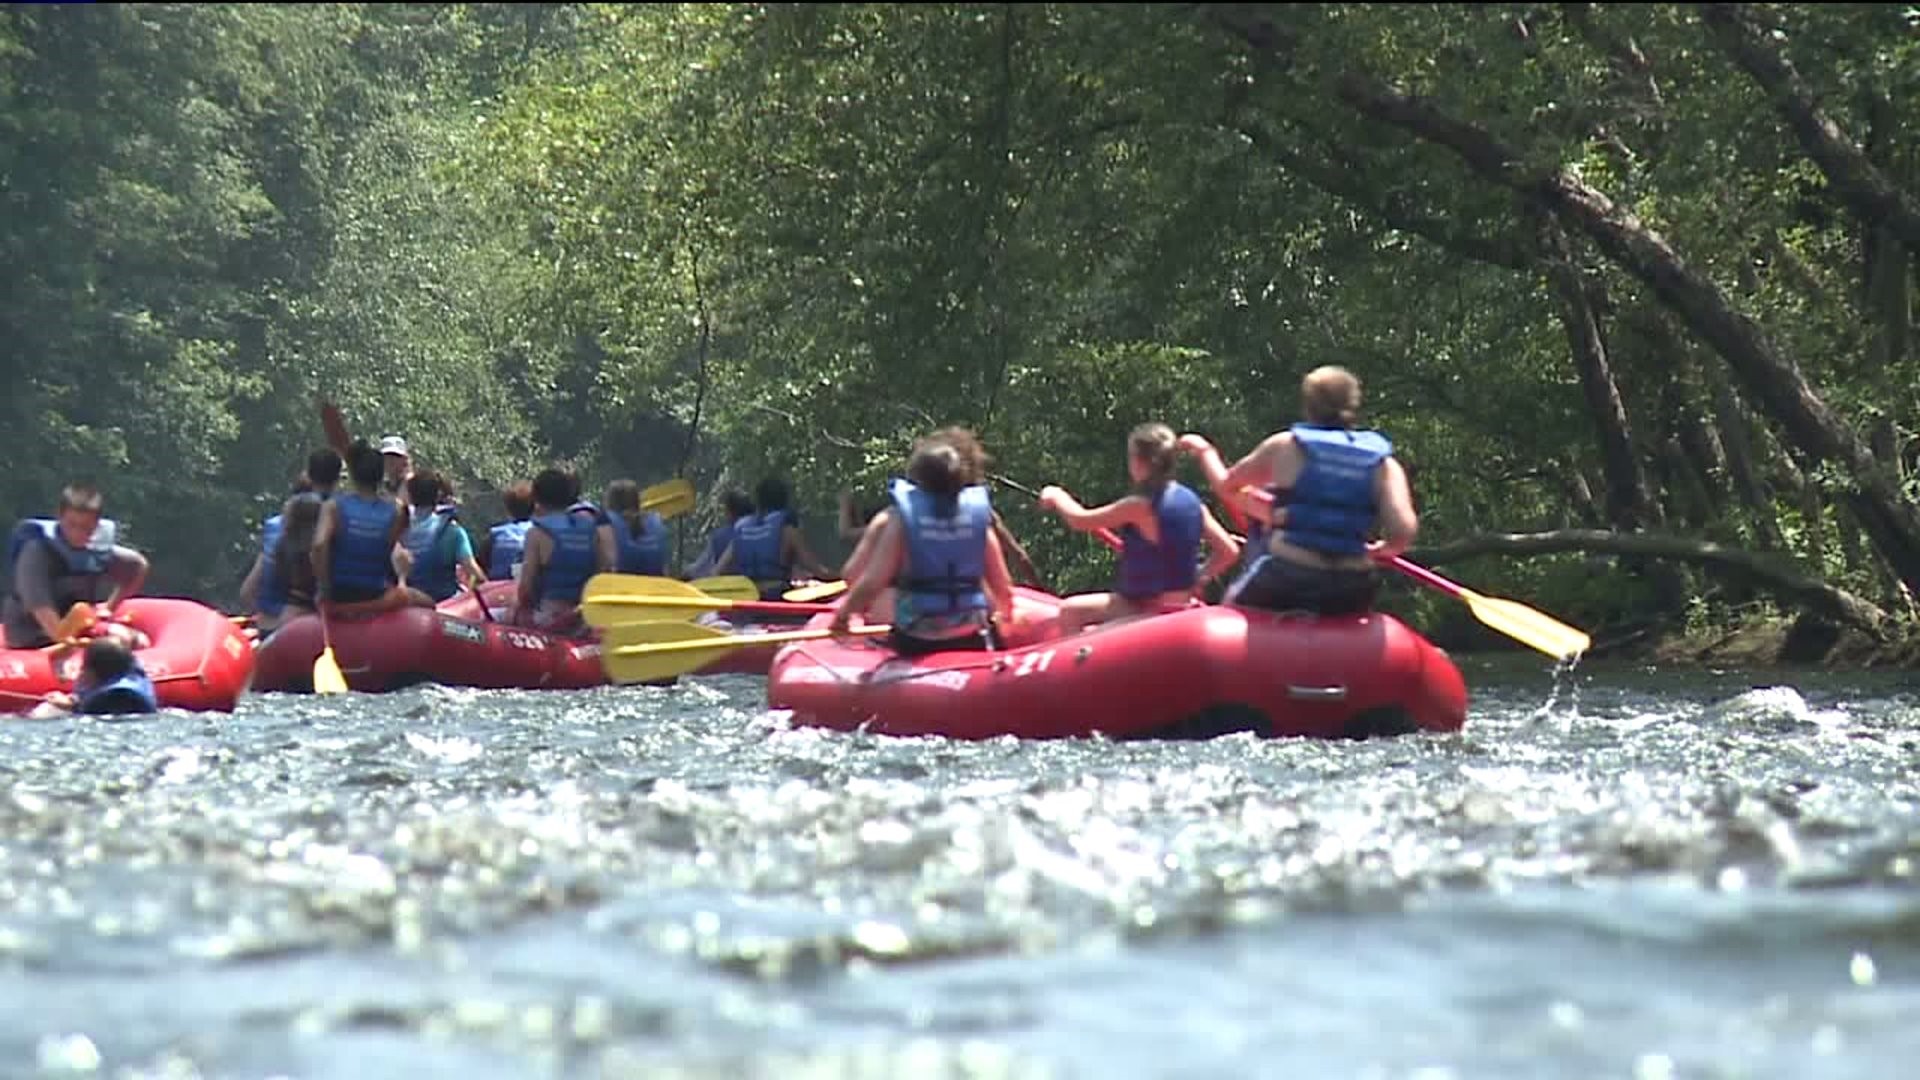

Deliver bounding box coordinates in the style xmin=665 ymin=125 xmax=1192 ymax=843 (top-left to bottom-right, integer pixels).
xmin=610 ymin=623 xmax=891 ymax=657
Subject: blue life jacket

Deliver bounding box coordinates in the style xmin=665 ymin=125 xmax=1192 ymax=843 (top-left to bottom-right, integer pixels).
xmin=1115 ymin=481 xmax=1203 ymax=599
xmin=731 ymin=509 xmax=791 ymax=595
xmin=889 ymin=477 xmax=991 ymax=618
xmin=697 ymin=521 xmax=738 ymax=572
xmin=610 ymin=510 xmax=668 ymax=576
xmin=331 ymin=493 xmax=400 ymax=592
xmin=76 ymin=666 xmax=157 ymax=715
xmin=403 ymin=505 xmax=462 ymax=602
xmin=255 ymin=514 xmax=288 ymax=616
xmin=8 ymin=517 xmax=119 ymax=607
xmin=488 ymin=520 xmax=531 ymax=580
xmin=531 ymin=507 xmax=600 ymax=604
xmin=1281 ymin=424 xmax=1393 ymax=556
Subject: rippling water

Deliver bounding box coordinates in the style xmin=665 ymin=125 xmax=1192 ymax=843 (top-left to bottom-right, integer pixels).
xmin=3 ymin=657 xmax=1919 ymax=1079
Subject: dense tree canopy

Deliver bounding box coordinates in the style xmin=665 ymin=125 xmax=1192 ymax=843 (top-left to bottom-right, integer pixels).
xmin=5 ymin=3 xmax=1918 ymax=650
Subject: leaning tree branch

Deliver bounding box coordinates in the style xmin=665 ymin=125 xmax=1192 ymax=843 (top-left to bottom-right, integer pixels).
xmin=1697 ymin=4 xmax=1920 ymax=256
xmin=1238 ymin=123 xmax=1533 ymax=270
xmin=1408 ymin=529 xmax=1890 ymax=634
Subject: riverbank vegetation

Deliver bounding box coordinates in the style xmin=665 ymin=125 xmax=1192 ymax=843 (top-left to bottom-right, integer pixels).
xmin=5 ymin=4 xmax=1918 ymax=663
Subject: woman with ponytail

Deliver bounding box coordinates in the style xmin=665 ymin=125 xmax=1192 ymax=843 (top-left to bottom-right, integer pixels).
xmin=831 ymin=428 xmax=1016 ymax=656
xmin=1037 ymin=422 xmax=1241 ymax=637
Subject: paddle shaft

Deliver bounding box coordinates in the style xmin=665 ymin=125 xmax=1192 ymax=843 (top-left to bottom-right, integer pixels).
xmin=609 ymin=623 xmax=891 ymax=657
xmin=588 ymin=595 xmax=834 ymax=617
xmin=990 ymin=474 xmax=1123 ymax=551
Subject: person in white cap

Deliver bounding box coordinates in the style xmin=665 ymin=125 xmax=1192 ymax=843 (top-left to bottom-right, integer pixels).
xmin=378 ymin=435 xmax=413 ymax=498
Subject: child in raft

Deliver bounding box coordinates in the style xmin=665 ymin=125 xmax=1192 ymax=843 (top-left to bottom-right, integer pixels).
xmin=1036 ymin=422 xmax=1242 ymax=637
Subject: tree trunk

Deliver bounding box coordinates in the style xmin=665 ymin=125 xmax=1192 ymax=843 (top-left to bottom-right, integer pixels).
xmin=1409 ymin=529 xmax=1890 ymax=634
xmin=1322 ymin=68 xmax=1920 ymax=598
xmin=1698 ymin=4 xmax=1920 ymax=256
xmin=1704 ymin=361 xmax=1786 ymax=549
xmin=1538 ymin=216 xmax=1659 ymax=531
xmin=1561 ymin=466 xmax=1604 ymax=528
xmin=1659 ymin=434 xmax=1716 ymax=529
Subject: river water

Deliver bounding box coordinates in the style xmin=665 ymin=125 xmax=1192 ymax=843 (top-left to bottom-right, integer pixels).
xmin=2 ymin=657 xmax=1918 ymax=1079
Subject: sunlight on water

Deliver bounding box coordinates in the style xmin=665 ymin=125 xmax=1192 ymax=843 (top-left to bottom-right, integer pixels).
xmin=0 ymin=664 xmax=1916 ymax=1077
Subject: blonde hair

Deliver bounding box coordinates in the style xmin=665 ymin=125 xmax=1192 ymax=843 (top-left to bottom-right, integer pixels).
xmin=1129 ymin=422 xmax=1178 ymax=491
xmin=1301 ymin=365 xmax=1362 ymax=427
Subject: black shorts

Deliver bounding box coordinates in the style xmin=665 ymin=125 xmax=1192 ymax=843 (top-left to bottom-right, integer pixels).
xmin=888 ymin=612 xmax=1002 ymax=657
xmin=1226 ymin=554 xmax=1379 ymax=616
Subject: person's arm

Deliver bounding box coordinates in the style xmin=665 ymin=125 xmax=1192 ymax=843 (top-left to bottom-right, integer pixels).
xmin=1037 ymin=487 xmax=1155 ymax=538
xmin=838 ymin=509 xmax=890 ymax=585
xmin=981 ymin=528 xmax=1015 ymax=622
xmin=239 ymin=552 xmax=266 ymax=610
xmin=594 ymin=521 xmax=618 ymax=574
xmin=311 ymin=501 xmax=339 ymax=603
xmin=837 ymin=491 xmax=867 ymax=543
xmin=830 ymin=517 xmax=904 ymax=634
xmin=517 ymin=528 xmax=550 ymax=611
xmin=1196 ymin=506 xmax=1242 ymax=589
xmin=387 ymin=500 xmax=413 ymax=585
xmin=1367 ymin=457 xmax=1419 ymax=560
xmin=473 ymin=529 xmax=495 ymax=580
xmin=783 ymin=524 xmax=836 ymax=581
xmin=1181 ymin=432 xmax=1284 ymax=507
xmin=14 ymin=544 xmax=65 ymax=643
xmin=448 ymin=524 xmax=486 ymax=591
xmin=99 ymin=547 xmax=148 ymax=614
xmin=988 ymin=511 xmax=1046 ymax=590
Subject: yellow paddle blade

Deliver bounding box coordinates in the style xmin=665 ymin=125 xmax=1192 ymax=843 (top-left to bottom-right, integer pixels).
xmin=314 ymin=646 xmax=349 ymax=695
xmin=641 ymin=478 xmax=697 ymax=519
xmin=584 ymin=573 xmax=710 ymax=602
xmin=687 ymin=575 xmax=759 ymax=602
xmin=600 ymin=621 xmax=890 ymax=684
xmin=783 ymin=580 xmax=848 ymax=603
xmin=1459 ymin=588 xmax=1592 ymax=661
xmin=581 ymin=592 xmax=730 ymax=629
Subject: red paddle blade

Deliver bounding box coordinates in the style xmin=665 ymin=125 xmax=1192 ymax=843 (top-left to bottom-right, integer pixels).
xmin=317 ymin=397 xmax=353 ymax=457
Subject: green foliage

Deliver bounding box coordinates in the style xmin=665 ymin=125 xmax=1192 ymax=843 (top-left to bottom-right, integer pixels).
xmin=6 ymin=2 xmax=1920 ymax=640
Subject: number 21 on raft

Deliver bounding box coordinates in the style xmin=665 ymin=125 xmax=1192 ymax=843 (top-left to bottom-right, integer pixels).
xmin=1010 ymin=649 xmax=1055 ymax=677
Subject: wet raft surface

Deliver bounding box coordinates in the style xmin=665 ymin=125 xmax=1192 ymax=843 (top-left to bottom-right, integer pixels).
xmin=3 ymin=658 xmax=1920 ymax=1078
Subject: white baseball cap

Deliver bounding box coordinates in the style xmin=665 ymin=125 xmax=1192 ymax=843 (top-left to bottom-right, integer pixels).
xmin=378 ymin=435 xmax=409 ymax=457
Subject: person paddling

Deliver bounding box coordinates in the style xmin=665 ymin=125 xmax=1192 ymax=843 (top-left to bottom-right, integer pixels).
xmin=401 ymin=470 xmax=486 ymax=603
xmin=831 ymin=430 xmax=1015 ymax=655
xmin=312 ymin=440 xmax=419 ymax=615
xmin=602 ymin=479 xmax=670 ymax=577
xmin=1179 ymin=365 xmax=1418 ymax=615
xmin=242 ymin=448 xmax=342 ymax=633
xmin=476 ymin=481 xmax=535 ymax=581
xmin=5 ymin=484 xmax=151 ymax=650
xmin=686 ymin=489 xmax=755 ymax=580
xmin=514 ymin=466 xmax=614 ymax=637
xmin=715 ymin=476 xmax=836 ymax=600
xmin=1037 ymin=423 xmax=1241 ymax=636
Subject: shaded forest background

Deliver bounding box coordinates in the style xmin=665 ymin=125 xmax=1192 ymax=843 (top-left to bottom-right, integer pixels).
xmin=5 ymin=3 xmax=1919 ymax=653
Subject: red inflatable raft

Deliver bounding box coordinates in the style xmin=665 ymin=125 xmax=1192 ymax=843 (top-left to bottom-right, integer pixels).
xmin=253 ymin=581 xmax=803 ymax=693
xmin=766 ymin=595 xmax=1468 ymax=741
xmin=0 ymin=597 xmax=256 ymax=714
